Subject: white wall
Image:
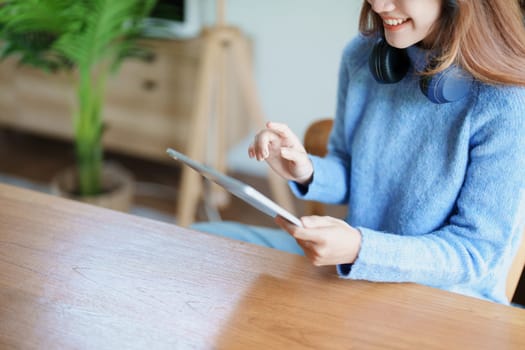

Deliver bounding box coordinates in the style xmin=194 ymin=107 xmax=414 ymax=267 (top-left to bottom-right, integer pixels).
xmin=198 ymin=0 xmax=363 ymax=175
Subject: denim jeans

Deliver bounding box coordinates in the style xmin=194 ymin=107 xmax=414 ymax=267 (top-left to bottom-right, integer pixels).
xmin=191 ymin=221 xmax=305 ymax=255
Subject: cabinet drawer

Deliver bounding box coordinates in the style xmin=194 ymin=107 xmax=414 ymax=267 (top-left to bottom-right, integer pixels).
xmin=0 ymin=37 xmax=202 ymax=162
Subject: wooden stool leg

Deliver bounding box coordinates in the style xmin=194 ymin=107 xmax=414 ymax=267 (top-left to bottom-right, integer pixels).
xmin=177 ymin=26 xmax=296 ymax=226
xmin=208 ymin=39 xmax=231 ymax=209
xmin=177 ymin=32 xmax=220 ymax=227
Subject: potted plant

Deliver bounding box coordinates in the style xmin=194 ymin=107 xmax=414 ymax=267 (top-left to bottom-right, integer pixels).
xmin=0 ymin=0 xmax=157 ymax=211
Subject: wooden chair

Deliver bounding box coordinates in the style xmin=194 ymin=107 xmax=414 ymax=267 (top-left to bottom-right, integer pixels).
xmin=302 ymin=118 xmax=525 ymax=303
xmin=303 ymin=118 xmax=335 ymax=216
xmin=507 ymin=235 xmax=525 ymax=302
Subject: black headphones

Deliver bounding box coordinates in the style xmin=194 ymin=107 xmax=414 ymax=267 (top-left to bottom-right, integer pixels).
xmin=368 ymin=38 xmax=473 ymax=104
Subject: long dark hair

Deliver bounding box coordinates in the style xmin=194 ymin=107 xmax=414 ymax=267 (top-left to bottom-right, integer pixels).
xmin=359 ymin=0 xmax=525 ymax=86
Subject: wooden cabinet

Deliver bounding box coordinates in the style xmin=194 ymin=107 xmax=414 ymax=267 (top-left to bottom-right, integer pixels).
xmin=0 ymin=38 xmax=202 ymax=163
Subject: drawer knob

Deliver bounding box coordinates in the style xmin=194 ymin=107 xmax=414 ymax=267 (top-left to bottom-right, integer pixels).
xmin=142 ymin=79 xmax=157 ymax=91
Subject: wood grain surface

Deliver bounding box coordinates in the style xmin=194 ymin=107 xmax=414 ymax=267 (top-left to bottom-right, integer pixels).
xmin=0 ymin=183 xmax=524 ymax=349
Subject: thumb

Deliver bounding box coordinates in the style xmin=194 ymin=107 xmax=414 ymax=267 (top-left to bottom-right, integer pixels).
xmin=280 ymin=147 xmax=308 ymax=164
xmin=300 ymin=215 xmax=335 ymax=228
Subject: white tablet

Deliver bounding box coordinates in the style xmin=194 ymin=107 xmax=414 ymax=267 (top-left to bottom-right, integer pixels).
xmin=166 ymin=148 xmax=302 ymax=227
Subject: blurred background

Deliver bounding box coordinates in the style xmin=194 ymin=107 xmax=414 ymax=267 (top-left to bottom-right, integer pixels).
xmin=200 ymin=0 xmax=361 ymax=174
xmin=0 ymin=0 xmax=360 ymax=222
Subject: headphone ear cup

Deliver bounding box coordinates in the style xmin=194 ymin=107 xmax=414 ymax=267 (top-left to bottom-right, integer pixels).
xmin=420 ymin=66 xmax=473 ymax=104
xmin=369 ymin=39 xmax=410 ymax=84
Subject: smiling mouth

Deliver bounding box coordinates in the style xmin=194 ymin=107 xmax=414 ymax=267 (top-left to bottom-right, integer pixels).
xmin=384 ymin=18 xmax=408 ymax=25
xmin=383 ymin=17 xmax=410 ymax=29
xmin=383 ymin=18 xmax=410 ymax=28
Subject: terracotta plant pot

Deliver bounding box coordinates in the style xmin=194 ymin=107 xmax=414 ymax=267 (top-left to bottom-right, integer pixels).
xmin=50 ymin=162 xmax=134 ymax=212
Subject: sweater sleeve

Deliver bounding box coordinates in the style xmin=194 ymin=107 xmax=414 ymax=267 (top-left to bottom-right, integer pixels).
xmin=338 ymin=89 xmax=525 ymax=289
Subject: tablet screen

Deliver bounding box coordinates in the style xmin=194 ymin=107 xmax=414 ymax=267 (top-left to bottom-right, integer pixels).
xmin=166 ymin=148 xmax=302 ymax=226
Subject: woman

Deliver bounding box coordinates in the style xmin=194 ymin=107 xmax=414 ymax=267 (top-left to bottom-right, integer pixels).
xmin=194 ymin=0 xmax=525 ymax=304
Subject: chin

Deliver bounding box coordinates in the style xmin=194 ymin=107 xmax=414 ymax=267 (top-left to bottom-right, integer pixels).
xmin=384 ymin=37 xmax=416 ymax=49
xmin=384 ymin=31 xmax=424 ymax=49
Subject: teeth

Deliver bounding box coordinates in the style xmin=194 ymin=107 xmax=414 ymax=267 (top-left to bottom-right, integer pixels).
xmin=384 ymin=18 xmax=407 ymax=26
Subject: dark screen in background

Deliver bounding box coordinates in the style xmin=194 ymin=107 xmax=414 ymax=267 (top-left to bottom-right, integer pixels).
xmin=150 ymin=0 xmax=185 ymax=21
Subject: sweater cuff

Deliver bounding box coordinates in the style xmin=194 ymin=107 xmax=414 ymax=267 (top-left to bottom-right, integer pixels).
xmin=288 ymin=155 xmax=330 ymax=200
xmin=337 ymin=263 xmax=353 ymax=276
xmin=336 ymin=226 xmax=380 ymax=280
xmin=291 ymin=180 xmax=310 ymax=196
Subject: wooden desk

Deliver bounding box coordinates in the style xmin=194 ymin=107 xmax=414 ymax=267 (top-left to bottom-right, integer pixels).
xmin=0 ymin=183 xmax=524 ymax=349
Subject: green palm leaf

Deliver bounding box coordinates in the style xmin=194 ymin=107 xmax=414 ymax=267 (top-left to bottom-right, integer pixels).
xmin=0 ymin=0 xmax=157 ymax=196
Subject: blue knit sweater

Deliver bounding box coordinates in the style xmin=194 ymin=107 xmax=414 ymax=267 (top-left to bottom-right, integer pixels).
xmin=290 ymin=35 xmax=525 ymax=304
